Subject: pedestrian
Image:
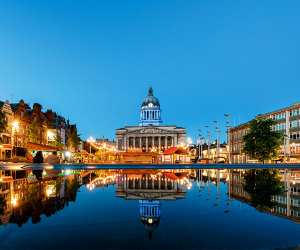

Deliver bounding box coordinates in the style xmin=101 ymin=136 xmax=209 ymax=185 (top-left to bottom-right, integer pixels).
xmin=33 ymin=151 xmax=44 ymax=163
xmin=46 ymin=151 xmax=60 ymax=165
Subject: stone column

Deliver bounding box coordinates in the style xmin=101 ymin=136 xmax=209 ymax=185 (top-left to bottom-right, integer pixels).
xmin=146 ymin=137 xmax=149 ymax=151
xmin=165 ymin=136 xmax=168 ymax=148
xmin=159 ymin=137 xmax=161 ymax=150
xmin=133 ymin=137 xmax=136 ymax=148
xmin=123 ymin=136 xmax=126 ymax=151
xmin=139 ymin=137 xmax=142 ymax=149
xmin=153 ymin=136 xmax=155 ymax=149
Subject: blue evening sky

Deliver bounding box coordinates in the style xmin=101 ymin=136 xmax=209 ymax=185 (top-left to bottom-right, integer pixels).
xmin=0 ymin=0 xmax=299 ymax=141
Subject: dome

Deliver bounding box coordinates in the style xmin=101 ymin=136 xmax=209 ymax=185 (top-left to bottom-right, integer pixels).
xmin=141 ymin=87 xmax=160 ymax=107
xmin=139 ymin=87 xmax=162 ymax=126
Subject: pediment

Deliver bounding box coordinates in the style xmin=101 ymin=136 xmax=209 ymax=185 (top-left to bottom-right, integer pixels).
xmin=127 ymin=127 xmax=171 ymax=135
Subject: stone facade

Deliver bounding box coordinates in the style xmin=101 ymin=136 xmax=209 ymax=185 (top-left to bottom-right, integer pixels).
xmin=116 ymin=125 xmax=186 ymax=152
xmin=116 ymin=87 xmax=186 ymax=152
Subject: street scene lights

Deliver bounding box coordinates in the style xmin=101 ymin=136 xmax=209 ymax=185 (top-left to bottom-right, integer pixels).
xmin=186 ymin=137 xmax=193 ymax=146
xmin=12 ymin=120 xmax=19 ymax=132
xmin=11 ymin=120 xmax=20 ymax=150
xmin=87 ymin=136 xmax=96 ymax=162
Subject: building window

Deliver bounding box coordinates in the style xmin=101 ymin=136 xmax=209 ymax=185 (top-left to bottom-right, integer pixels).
xmin=290 ymin=120 xmax=299 ymax=128
xmin=290 ymin=109 xmax=300 ymax=117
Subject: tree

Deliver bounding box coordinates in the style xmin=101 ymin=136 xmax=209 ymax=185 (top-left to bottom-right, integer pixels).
xmin=48 ymin=132 xmax=63 ymax=147
xmin=0 ymin=110 xmax=7 ymax=144
xmin=243 ymin=118 xmax=283 ymax=163
xmin=0 ymin=110 xmax=7 ymax=133
xmin=55 ymin=133 xmax=63 ymax=147
xmin=67 ymin=129 xmax=81 ymax=151
xmin=243 ymin=169 xmax=284 ymax=210
xmin=28 ymin=119 xmax=39 ymax=143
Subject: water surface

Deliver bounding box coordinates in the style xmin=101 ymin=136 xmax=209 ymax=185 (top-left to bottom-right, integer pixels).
xmin=0 ymin=166 xmax=300 ymax=250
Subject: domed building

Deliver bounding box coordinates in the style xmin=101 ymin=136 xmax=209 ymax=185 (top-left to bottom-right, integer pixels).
xmin=115 ymin=87 xmax=186 ymax=152
xmin=139 ymin=87 xmax=162 ymax=126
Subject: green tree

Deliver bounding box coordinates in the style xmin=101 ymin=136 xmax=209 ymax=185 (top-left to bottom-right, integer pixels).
xmin=0 ymin=110 xmax=7 ymax=144
xmin=28 ymin=119 xmax=39 ymax=143
xmin=48 ymin=132 xmax=63 ymax=147
xmin=243 ymin=118 xmax=283 ymax=163
xmin=55 ymin=133 xmax=63 ymax=147
xmin=243 ymin=169 xmax=284 ymax=210
xmin=67 ymin=130 xmax=81 ymax=150
xmin=0 ymin=110 xmax=7 ymax=133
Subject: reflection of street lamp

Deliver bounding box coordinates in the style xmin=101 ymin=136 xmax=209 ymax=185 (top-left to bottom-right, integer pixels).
xmin=11 ymin=196 xmax=18 ymax=207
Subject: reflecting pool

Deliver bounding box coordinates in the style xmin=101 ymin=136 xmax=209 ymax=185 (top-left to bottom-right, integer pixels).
xmin=1 ymin=166 xmax=300 ymax=249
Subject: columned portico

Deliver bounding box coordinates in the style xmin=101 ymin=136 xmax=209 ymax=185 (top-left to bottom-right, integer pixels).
xmin=117 ymin=129 xmax=186 ymax=152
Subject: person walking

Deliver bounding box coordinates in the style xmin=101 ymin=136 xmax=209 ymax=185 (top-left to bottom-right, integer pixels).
xmin=46 ymin=151 xmax=60 ymax=165
xmin=33 ymin=151 xmax=44 ymax=163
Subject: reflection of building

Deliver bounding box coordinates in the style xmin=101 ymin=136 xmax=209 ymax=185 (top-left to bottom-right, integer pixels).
xmin=116 ymin=170 xmax=189 ymax=239
xmin=229 ymin=103 xmax=300 ymax=163
xmin=116 ymin=87 xmax=186 ymax=153
xmin=229 ymin=170 xmax=300 ymax=223
xmin=0 ymin=167 xmax=80 ymax=225
xmin=139 ymin=200 xmax=160 ymax=239
xmin=116 ymin=170 xmax=187 ymax=200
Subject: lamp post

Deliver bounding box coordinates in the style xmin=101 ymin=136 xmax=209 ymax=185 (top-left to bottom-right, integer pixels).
xmin=224 ymin=114 xmax=232 ymax=164
xmin=284 ymin=134 xmax=289 ymax=163
xmin=87 ymin=136 xmax=95 ymax=163
xmin=198 ymin=129 xmax=202 ymax=161
xmin=213 ymin=121 xmax=221 ymax=162
xmin=205 ymin=125 xmax=211 ymax=161
xmin=11 ymin=120 xmax=19 ymax=157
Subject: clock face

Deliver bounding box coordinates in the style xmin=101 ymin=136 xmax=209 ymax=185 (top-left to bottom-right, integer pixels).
xmin=148 ymin=103 xmax=153 ymax=107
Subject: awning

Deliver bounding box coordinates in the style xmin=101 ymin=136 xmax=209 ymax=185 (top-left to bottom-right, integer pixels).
xmin=0 ymin=144 xmax=13 ymax=149
xmin=163 ymin=147 xmax=187 ymax=155
xmin=27 ymin=142 xmax=62 ymax=151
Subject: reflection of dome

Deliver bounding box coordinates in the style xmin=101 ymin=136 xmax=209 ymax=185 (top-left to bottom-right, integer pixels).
xmin=139 ymin=200 xmax=161 ymax=240
xmin=141 ymin=87 xmax=160 ymax=107
xmin=140 ymin=87 xmax=162 ymax=126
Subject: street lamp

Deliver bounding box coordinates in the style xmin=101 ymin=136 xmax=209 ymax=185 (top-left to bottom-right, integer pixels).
xmin=224 ymin=114 xmax=232 ymax=164
xmin=283 ymin=134 xmax=290 ymax=163
xmin=87 ymin=136 xmax=96 ymax=163
xmin=205 ymin=125 xmax=211 ymax=161
xmin=213 ymin=121 xmax=221 ymax=162
xmin=198 ymin=129 xmax=202 ymax=161
xmin=11 ymin=120 xmax=20 ymax=156
xmin=12 ymin=120 xmax=19 ymax=132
